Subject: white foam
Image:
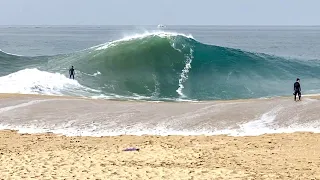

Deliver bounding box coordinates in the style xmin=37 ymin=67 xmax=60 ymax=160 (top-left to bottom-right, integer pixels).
xmin=302 ymin=93 xmax=320 ymax=97
xmin=0 ymin=49 xmax=22 ymax=56
xmin=239 ymin=107 xmax=282 ymax=135
xmin=81 ymin=71 xmax=101 ymax=77
xmin=0 ymin=68 xmax=96 ymax=96
xmin=213 ymin=126 xmax=320 ymax=137
xmin=176 ymin=48 xmax=193 ymax=98
xmin=94 ymin=31 xmax=194 ymax=50
xmin=90 ymin=93 xmax=162 ymax=101
xmin=0 ymin=100 xmax=50 ymax=114
xmin=151 ymin=74 xmax=160 ymax=98
xmin=2 ymin=123 xmax=320 ymax=137
xmin=93 ymin=71 xmax=101 ymax=76
xmin=1 ymin=117 xmax=320 ymax=137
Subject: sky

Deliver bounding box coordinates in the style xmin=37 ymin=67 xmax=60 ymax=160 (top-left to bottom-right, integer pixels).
xmin=0 ymin=0 xmax=319 ymax=25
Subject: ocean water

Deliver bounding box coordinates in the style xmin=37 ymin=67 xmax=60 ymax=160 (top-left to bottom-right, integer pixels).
xmin=1 ymin=26 xmax=320 ymax=101
xmin=2 ymin=26 xmax=320 ymax=137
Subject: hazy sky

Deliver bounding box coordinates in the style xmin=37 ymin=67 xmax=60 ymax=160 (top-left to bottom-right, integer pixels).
xmin=0 ymin=0 xmax=319 ymax=25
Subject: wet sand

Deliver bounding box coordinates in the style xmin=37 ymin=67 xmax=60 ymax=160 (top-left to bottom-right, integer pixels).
xmin=1 ymin=93 xmax=320 ymax=179
xmin=1 ymin=93 xmax=320 ymax=136
xmin=1 ymin=130 xmax=320 ymax=179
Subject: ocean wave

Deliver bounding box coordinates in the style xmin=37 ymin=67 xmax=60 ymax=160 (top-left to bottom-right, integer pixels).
xmin=1 ymin=31 xmax=320 ymax=101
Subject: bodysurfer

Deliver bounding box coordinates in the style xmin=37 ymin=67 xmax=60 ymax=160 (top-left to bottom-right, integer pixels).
xmin=69 ymin=66 xmax=75 ymax=79
xmin=293 ymin=78 xmax=301 ymax=101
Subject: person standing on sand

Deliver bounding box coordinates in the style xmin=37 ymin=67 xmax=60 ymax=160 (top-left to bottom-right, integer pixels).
xmin=69 ymin=66 xmax=75 ymax=79
xmin=293 ymin=78 xmax=301 ymax=101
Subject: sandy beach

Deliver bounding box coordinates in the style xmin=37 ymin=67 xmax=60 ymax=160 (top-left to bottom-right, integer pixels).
xmin=0 ymin=130 xmax=320 ymax=179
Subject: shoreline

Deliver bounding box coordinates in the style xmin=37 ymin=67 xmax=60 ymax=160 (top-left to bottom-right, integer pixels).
xmin=1 ymin=92 xmax=318 ymax=102
xmin=1 ymin=130 xmax=320 ymax=179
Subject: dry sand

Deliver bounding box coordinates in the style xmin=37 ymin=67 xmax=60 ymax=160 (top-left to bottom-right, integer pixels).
xmin=1 ymin=130 xmax=320 ymax=180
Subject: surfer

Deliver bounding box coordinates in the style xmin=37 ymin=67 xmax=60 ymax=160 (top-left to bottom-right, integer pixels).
xmin=293 ymin=78 xmax=301 ymax=101
xmin=69 ymin=66 xmax=75 ymax=79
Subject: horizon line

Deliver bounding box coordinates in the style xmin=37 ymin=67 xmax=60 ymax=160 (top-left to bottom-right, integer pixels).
xmin=1 ymin=24 xmax=320 ymax=27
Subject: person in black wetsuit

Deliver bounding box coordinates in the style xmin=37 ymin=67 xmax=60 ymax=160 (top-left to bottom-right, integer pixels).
xmin=69 ymin=66 xmax=75 ymax=79
xmin=293 ymin=78 xmax=301 ymax=101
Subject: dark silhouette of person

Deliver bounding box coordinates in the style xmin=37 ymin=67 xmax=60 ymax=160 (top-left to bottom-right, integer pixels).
xmin=293 ymin=78 xmax=301 ymax=101
xmin=69 ymin=66 xmax=75 ymax=79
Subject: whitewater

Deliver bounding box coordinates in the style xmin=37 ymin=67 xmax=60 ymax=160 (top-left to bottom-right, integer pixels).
xmin=1 ymin=26 xmax=320 ymax=137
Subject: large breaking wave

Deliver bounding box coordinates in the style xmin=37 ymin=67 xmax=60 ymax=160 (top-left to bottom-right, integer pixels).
xmin=1 ymin=31 xmax=320 ymax=101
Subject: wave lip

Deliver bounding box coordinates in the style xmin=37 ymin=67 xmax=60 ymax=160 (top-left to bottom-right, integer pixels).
xmin=94 ymin=31 xmax=194 ymax=50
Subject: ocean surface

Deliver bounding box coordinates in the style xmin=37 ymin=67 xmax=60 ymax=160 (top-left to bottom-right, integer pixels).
xmin=1 ymin=26 xmax=320 ymax=137
xmin=1 ymin=26 xmax=320 ymax=101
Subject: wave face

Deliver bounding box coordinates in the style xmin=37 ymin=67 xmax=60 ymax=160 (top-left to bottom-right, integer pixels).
xmin=1 ymin=32 xmax=320 ymax=101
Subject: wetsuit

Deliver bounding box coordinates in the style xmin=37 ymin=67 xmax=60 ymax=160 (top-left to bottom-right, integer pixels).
xmin=293 ymin=81 xmax=301 ymax=101
xmin=69 ymin=67 xmax=75 ymax=79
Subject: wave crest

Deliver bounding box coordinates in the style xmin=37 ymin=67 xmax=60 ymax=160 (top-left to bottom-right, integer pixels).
xmin=94 ymin=31 xmax=194 ymax=50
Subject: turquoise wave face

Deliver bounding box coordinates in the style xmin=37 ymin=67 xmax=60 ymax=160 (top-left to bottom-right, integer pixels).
xmin=1 ymin=33 xmax=320 ymax=101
